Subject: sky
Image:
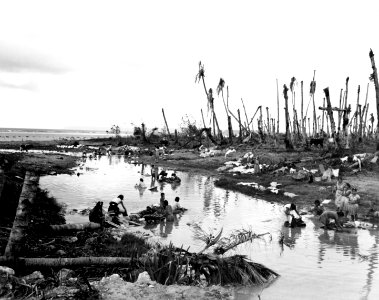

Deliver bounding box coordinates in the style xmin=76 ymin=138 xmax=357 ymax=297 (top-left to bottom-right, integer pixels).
xmin=0 ymin=0 xmax=378 ymax=133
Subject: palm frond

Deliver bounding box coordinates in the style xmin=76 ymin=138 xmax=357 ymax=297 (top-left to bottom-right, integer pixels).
xmin=214 ymin=228 xmax=271 ymax=255
xmin=217 ymin=78 xmax=225 ymax=95
xmin=195 ymin=61 xmax=205 ymax=83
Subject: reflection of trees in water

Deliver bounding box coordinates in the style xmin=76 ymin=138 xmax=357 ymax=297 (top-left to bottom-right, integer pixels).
xmin=360 ymin=231 xmax=379 ymax=300
xmin=202 ymin=176 xmax=214 ymax=213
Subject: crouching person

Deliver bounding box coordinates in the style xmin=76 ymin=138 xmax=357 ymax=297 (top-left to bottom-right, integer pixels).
xmin=107 ymin=194 xmax=128 ymax=225
xmin=89 ymin=201 xmax=105 ymax=225
xmin=319 ymin=211 xmax=343 ymax=230
xmin=284 ymin=203 xmax=306 ymax=228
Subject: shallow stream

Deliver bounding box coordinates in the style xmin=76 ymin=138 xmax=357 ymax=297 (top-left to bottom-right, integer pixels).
xmin=39 ymin=155 xmax=379 ymax=300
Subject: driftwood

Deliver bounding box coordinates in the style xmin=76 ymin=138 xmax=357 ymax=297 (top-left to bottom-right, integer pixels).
xmin=0 ymin=256 xmax=132 ymax=269
xmin=49 ymin=222 xmax=101 ymax=232
xmin=4 ymin=172 xmax=40 ymax=258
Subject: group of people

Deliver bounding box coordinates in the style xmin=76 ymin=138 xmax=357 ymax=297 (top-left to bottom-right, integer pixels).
xmin=284 ymin=175 xmax=361 ymax=230
xmin=89 ymin=192 xmax=186 ymax=226
xmin=334 ymin=176 xmax=360 ymax=221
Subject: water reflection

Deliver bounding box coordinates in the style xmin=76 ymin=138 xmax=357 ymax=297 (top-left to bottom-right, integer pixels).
xmin=39 ymin=155 xmax=379 ymax=300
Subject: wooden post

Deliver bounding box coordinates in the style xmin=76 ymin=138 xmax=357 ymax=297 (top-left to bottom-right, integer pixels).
xmin=174 ymin=129 xmax=178 ymax=144
xmin=266 ymin=107 xmax=270 ymax=135
xmin=283 ymin=84 xmax=293 ymax=149
xmin=322 ymin=97 xmax=325 ymax=134
xmin=323 ymin=87 xmax=336 ymax=136
xmin=4 ymin=172 xmax=40 ymax=257
xmin=301 ymin=80 xmax=306 ymax=140
xmin=311 ymin=71 xmax=317 ymax=138
xmin=362 ymin=83 xmax=370 ymax=137
xmin=358 ymin=104 xmax=363 ymax=140
xmin=308 ymin=117 xmax=311 ymax=137
xmin=354 ymin=85 xmax=360 ymax=134
xmin=369 ymin=49 xmax=379 ymax=136
xmin=364 ymin=103 xmax=370 ymax=137
xmin=276 ymin=79 xmax=280 ymax=134
xmin=340 ymin=89 xmax=343 ymax=131
xmin=161 ymin=108 xmax=171 ymax=138
xmin=228 ymin=116 xmax=233 ymax=144
xmin=141 ymin=123 xmax=147 ymax=142
xmin=238 ymin=109 xmax=242 ymax=142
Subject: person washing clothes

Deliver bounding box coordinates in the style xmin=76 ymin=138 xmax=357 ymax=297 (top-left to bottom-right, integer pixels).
xmin=284 ymin=203 xmax=306 ymax=227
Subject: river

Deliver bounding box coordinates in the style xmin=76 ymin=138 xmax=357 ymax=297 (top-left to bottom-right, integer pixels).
xmin=39 ymin=154 xmax=379 ymax=300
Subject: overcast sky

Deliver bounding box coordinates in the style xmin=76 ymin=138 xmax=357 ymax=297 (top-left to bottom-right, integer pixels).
xmin=0 ymin=0 xmax=378 ymax=132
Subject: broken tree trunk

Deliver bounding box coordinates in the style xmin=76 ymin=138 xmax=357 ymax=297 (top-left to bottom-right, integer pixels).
xmin=364 ymin=103 xmax=370 ymax=137
xmin=161 ymin=108 xmax=171 ymax=138
xmin=228 ymin=116 xmax=233 ymax=144
xmin=323 ymin=87 xmax=336 ymax=136
xmin=358 ymin=104 xmax=363 ymax=140
xmin=241 ymin=98 xmax=250 ymax=132
xmin=283 ymin=84 xmax=293 ymax=149
xmin=0 ymin=256 xmax=133 ymax=269
xmin=266 ymin=107 xmax=270 ymax=135
xmin=322 ymin=98 xmax=325 ymax=134
xmin=354 ymin=86 xmax=360 ymax=134
xmin=0 ymin=168 xmax=4 ymax=200
xmin=277 ymin=79 xmax=280 ymax=134
xmin=301 ymin=80 xmax=306 ymax=140
xmin=362 ymin=83 xmax=369 ymax=137
xmin=312 ymin=71 xmax=317 ymax=137
xmin=369 ymin=49 xmax=379 ymax=136
xmin=338 ymin=89 xmax=343 ymax=130
xmin=238 ymin=109 xmax=242 ymax=142
xmin=4 ymin=172 xmax=40 ymax=258
xmin=49 ymin=222 xmax=101 ymax=232
xmin=141 ymin=123 xmax=147 ymax=142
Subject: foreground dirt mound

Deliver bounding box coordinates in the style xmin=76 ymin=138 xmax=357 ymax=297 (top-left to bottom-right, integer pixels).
xmin=94 ymin=273 xmax=233 ymax=300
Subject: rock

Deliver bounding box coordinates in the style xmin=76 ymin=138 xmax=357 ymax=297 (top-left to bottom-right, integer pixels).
xmin=136 ymin=271 xmax=153 ymax=285
xmin=62 ymin=236 xmax=78 ymax=243
xmin=57 ymin=268 xmax=75 ymax=285
xmin=0 ymin=266 xmax=15 ymax=276
xmin=56 ymin=249 xmax=66 ymax=256
xmin=22 ymin=271 xmax=44 ymax=285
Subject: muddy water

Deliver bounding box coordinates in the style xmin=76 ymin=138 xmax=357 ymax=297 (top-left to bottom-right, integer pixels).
xmin=39 ymin=155 xmax=379 ymax=300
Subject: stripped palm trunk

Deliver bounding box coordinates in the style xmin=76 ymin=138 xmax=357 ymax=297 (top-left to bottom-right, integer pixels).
xmin=342 ymin=77 xmax=350 ymax=148
xmin=50 ymin=222 xmax=101 ymax=232
xmin=238 ymin=109 xmax=242 ymax=142
xmin=362 ymin=83 xmax=370 ymax=137
xmin=0 ymin=168 xmax=4 ymax=200
xmin=4 ymin=172 xmax=40 ymax=257
xmin=161 ymin=108 xmax=171 ymax=138
xmin=276 ymin=79 xmax=280 ymax=134
xmin=283 ymin=85 xmax=293 ymax=149
xmin=358 ymin=104 xmax=363 ymax=140
xmin=369 ymin=49 xmax=379 ymax=137
xmin=323 ymin=88 xmax=336 ymax=137
xmin=301 ymin=81 xmax=306 ymax=140
xmin=266 ymin=107 xmax=270 ymax=135
xmin=338 ymin=89 xmax=343 ymax=130
xmin=310 ymin=71 xmax=317 ymax=137
xmin=322 ymin=98 xmax=325 ymax=134
xmin=354 ymin=85 xmax=361 ymax=134
xmin=364 ymin=103 xmax=370 ymax=137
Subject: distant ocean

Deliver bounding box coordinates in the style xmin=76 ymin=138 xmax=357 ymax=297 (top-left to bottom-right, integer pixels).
xmin=0 ymin=128 xmax=132 ymax=142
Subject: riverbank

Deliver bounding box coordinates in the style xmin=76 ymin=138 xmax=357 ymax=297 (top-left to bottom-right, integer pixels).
xmin=2 ymin=137 xmax=379 ymax=218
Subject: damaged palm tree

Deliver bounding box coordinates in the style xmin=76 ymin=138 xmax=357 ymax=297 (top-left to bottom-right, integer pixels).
xmin=195 ymin=62 xmax=223 ymax=141
xmin=369 ymin=49 xmax=379 ymax=137
xmin=283 ymin=84 xmax=294 ymax=149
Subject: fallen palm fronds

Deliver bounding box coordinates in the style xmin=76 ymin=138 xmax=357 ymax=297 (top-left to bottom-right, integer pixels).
xmin=214 ymin=228 xmax=271 ymax=255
